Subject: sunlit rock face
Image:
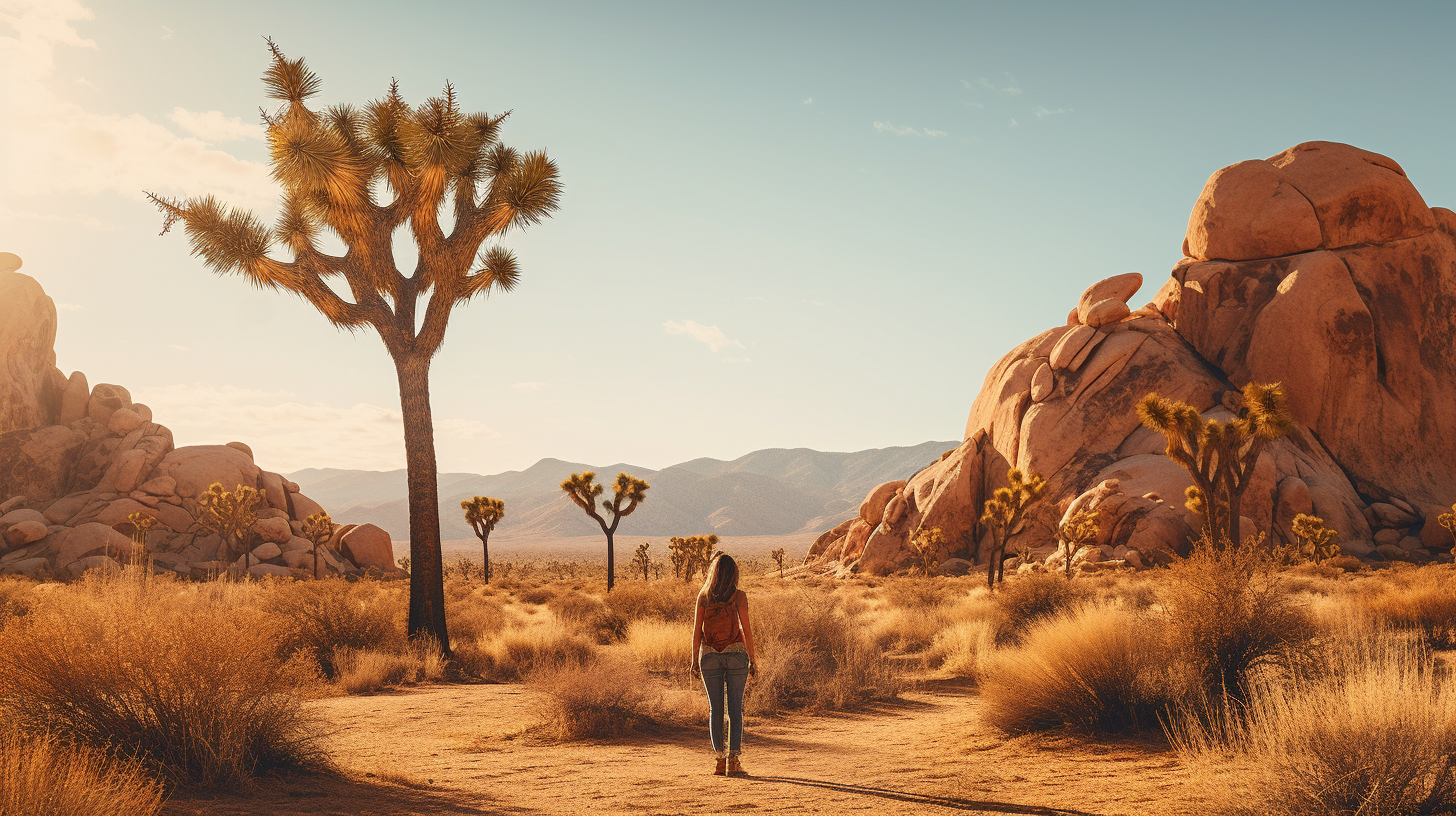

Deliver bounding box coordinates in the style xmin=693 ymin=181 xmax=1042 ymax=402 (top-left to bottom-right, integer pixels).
xmin=0 ymin=256 xmax=399 ymax=579
xmin=811 ymin=142 xmax=1456 ymax=576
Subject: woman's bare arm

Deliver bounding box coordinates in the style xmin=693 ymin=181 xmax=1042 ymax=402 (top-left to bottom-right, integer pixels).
xmin=690 ymin=597 xmax=704 ymax=675
xmin=737 ymin=591 xmax=757 ymax=670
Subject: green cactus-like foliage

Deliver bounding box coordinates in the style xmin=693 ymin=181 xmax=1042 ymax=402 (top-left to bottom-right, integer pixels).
xmin=630 ymin=542 xmax=652 ymax=582
xmin=192 ymin=482 xmax=264 ymax=576
xmin=1138 ymin=382 xmax=1293 ymax=549
xmin=461 ymin=496 xmax=504 ymax=583
xmin=302 ymin=511 xmax=334 ymax=579
xmin=668 ymin=535 xmax=718 ymax=582
xmin=1057 ymin=506 xmax=1102 ymax=579
xmin=561 ymin=471 xmax=650 ymax=592
xmin=1291 ymin=513 xmax=1340 ymax=564
xmin=980 ymin=468 xmax=1047 ymax=589
xmin=909 ymin=527 xmax=946 ymax=576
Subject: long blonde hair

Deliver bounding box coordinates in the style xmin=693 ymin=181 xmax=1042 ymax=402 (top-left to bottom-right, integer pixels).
xmin=699 ymin=553 xmax=739 ymax=605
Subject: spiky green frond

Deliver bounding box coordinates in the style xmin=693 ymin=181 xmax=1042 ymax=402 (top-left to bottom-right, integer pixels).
xmin=496 ymin=151 xmax=563 ymax=231
xmin=274 ymin=193 xmax=321 ymax=254
xmin=1241 ymin=381 xmax=1293 ymax=439
xmin=463 ymin=246 xmax=519 ymax=300
xmin=268 ymin=115 xmax=367 ymax=204
xmin=178 ymin=195 xmax=273 ymax=276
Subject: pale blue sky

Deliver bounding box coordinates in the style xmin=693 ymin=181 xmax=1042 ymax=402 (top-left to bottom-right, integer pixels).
xmin=3 ymin=0 xmax=1453 ymax=473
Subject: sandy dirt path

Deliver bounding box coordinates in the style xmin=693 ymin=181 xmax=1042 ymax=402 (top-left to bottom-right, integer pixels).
xmin=164 ymin=681 xmax=1206 ymax=816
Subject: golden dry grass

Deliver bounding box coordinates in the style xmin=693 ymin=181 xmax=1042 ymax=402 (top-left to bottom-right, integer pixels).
xmin=0 ymin=727 xmax=166 ymax=816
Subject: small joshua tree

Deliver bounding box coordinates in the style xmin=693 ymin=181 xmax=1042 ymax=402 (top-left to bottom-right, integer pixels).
xmin=1291 ymin=513 xmax=1340 ymax=564
xmin=909 ymin=527 xmax=945 ymax=576
xmin=631 ymin=542 xmax=652 ymax=581
xmin=770 ymin=547 xmax=787 ymax=578
xmin=980 ymin=468 xmax=1046 ymax=589
xmin=669 ymin=534 xmax=719 ymax=582
xmin=1138 ymin=382 xmax=1292 ymax=548
xmin=302 ymin=510 xmax=334 ymax=579
xmin=1057 ymin=507 xmax=1102 ymax=580
xmin=560 ymin=471 xmax=649 ymax=592
xmin=461 ymin=496 xmax=505 ymax=583
xmin=192 ymin=482 xmax=264 ymax=577
xmin=124 ymin=511 xmax=156 ymax=573
xmin=668 ymin=536 xmax=691 ymax=580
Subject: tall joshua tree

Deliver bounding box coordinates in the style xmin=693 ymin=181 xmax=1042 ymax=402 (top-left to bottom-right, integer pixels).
xmin=1138 ymin=382 xmax=1292 ymax=548
xmin=148 ymin=41 xmax=561 ymax=651
xmin=560 ymin=471 xmax=649 ymax=592
xmin=461 ymin=496 xmax=504 ymax=583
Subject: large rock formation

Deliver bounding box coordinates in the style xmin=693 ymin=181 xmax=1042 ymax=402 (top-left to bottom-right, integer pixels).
xmin=0 ymin=255 xmax=400 ymax=580
xmin=811 ymin=142 xmax=1456 ymax=575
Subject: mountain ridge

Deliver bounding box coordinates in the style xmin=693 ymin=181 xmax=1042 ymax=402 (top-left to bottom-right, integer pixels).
xmin=289 ymin=442 xmax=958 ymax=541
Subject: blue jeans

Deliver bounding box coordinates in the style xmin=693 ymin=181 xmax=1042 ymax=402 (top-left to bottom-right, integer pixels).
xmin=699 ymin=650 xmax=749 ymax=752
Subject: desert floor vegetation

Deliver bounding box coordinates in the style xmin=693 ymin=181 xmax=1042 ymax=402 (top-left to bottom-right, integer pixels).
xmin=1 ymin=555 xmax=1454 ymax=814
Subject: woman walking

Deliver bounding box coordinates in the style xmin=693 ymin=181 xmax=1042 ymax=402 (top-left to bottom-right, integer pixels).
xmin=691 ymin=553 xmax=757 ymax=777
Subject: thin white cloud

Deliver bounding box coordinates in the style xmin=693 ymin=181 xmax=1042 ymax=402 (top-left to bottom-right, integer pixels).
xmin=160 ymin=25 xmax=171 ymax=40
xmin=0 ymin=207 xmax=114 ymax=229
xmin=873 ymin=121 xmax=948 ymax=138
xmin=74 ymin=76 xmax=93 ymax=88
xmin=167 ymin=107 xmax=263 ymax=143
xmin=55 ymin=302 xmax=81 ymax=311
xmin=663 ymin=319 xmax=746 ymax=357
xmin=0 ymin=1 xmax=275 ymax=209
xmin=168 ymin=344 xmax=187 ymax=351
xmin=977 ymin=74 xmax=1022 ymax=97
xmin=1009 ymin=118 xmax=1019 ymax=127
xmin=510 ymin=381 xmax=548 ymax=393
xmin=137 ymin=383 xmax=499 ymax=472
xmin=1033 ymin=105 xmax=1071 ymax=118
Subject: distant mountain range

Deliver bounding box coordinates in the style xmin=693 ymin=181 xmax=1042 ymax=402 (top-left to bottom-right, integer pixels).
xmin=288 ymin=441 xmax=958 ymax=541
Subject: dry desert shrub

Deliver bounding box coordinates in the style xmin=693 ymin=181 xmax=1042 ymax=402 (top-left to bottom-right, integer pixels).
xmin=469 ymin=620 xmax=598 ymax=680
xmin=527 ymin=656 xmax=670 ymax=740
xmin=926 ymin=617 xmax=998 ymax=679
xmin=549 ymin=592 xmax=629 ymax=643
xmin=445 ymin=590 xmax=508 ymax=643
xmin=1163 ymin=537 xmax=1312 ymax=697
xmin=516 ymin=585 xmax=556 ymax=605
xmin=0 ymin=727 xmax=165 ymax=816
xmin=1356 ymin=567 xmax=1456 ymax=648
xmin=1170 ymin=632 xmax=1456 ymax=816
xmin=0 ymin=577 xmax=327 ymax=787
xmin=0 ymin=576 xmax=35 ymax=621
xmin=869 ymin=604 xmax=952 ymax=654
xmin=981 ymin=604 xmax=1178 ymax=735
xmin=334 ymin=638 xmax=448 ymax=695
xmin=994 ymin=571 xmax=1089 ymax=641
xmin=604 ymin=580 xmax=697 ymax=622
xmin=747 ymin=588 xmax=901 ymax=714
xmin=264 ymin=579 xmax=406 ymax=677
xmin=626 ymin=617 xmax=693 ymax=674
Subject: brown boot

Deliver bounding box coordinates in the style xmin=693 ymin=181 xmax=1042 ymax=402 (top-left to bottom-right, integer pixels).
xmin=726 ymin=751 xmax=747 ymax=777
xmin=713 ymin=753 xmax=727 ymax=775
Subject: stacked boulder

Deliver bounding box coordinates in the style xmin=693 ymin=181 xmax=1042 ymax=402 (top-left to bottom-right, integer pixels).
xmin=810 ymin=142 xmax=1456 ymax=575
xmin=0 ymin=253 xmax=402 ymax=580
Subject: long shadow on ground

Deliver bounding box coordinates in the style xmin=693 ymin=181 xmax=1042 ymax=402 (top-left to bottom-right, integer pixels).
xmin=162 ymin=773 xmax=514 ymax=816
xmin=747 ymin=776 xmax=1104 ymax=816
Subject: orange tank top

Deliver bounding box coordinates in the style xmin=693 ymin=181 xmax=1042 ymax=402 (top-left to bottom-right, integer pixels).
xmin=700 ymin=592 xmax=745 ymax=652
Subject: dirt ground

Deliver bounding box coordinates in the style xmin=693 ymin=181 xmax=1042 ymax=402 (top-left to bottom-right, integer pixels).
xmin=163 ymin=680 xmax=1207 ymax=816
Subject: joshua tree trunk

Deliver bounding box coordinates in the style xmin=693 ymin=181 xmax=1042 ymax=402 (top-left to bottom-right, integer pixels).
xmin=396 ymin=354 xmax=451 ymax=655
xmin=480 ymin=531 xmax=491 ymax=584
xmin=1226 ymin=490 xmax=1243 ymax=549
xmin=986 ymin=533 xmax=1002 ymax=590
xmin=604 ymin=528 xmax=616 ymax=593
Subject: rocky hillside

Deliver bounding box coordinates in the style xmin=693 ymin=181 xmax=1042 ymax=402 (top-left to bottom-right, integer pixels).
xmin=0 ymin=254 xmax=395 ymax=580
xmin=291 ymin=442 xmax=958 ymax=541
xmin=814 ymin=141 xmax=1456 ymax=576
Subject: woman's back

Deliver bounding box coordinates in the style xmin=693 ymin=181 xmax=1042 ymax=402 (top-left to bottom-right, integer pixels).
xmin=700 ymin=590 xmax=744 ymax=652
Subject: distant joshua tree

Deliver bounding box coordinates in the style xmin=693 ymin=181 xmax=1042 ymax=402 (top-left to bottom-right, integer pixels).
xmin=669 ymin=534 xmax=719 ymax=582
xmin=461 ymin=496 xmax=505 ymax=583
xmin=1439 ymin=505 xmax=1456 ymax=557
xmin=769 ymin=547 xmax=787 ymax=578
xmin=560 ymin=471 xmax=649 ymax=592
xmin=124 ymin=511 xmax=156 ymax=572
xmin=909 ymin=527 xmax=945 ymax=576
xmin=147 ymin=41 xmax=561 ymax=651
xmin=302 ymin=511 xmax=334 ymax=579
xmin=1291 ymin=513 xmax=1340 ymax=564
xmin=1057 ymin=507 xmax=1101 ymax=579
xmin=631 ymin=542 xmax=652 ymax=582
xmin=191 ymin=482 xmax=264 ymax=577
xmin=980 ymin=468 xmax=1046 ymax=589
xmin=1137 ymin=382 xmax=1292 ymax=549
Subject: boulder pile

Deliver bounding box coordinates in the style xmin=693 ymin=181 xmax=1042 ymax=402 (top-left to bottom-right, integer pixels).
xmin=810 ymin=142 xmax=1456 ymax=575
xmin=0 ymin=252 xmax=402 ymax=579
